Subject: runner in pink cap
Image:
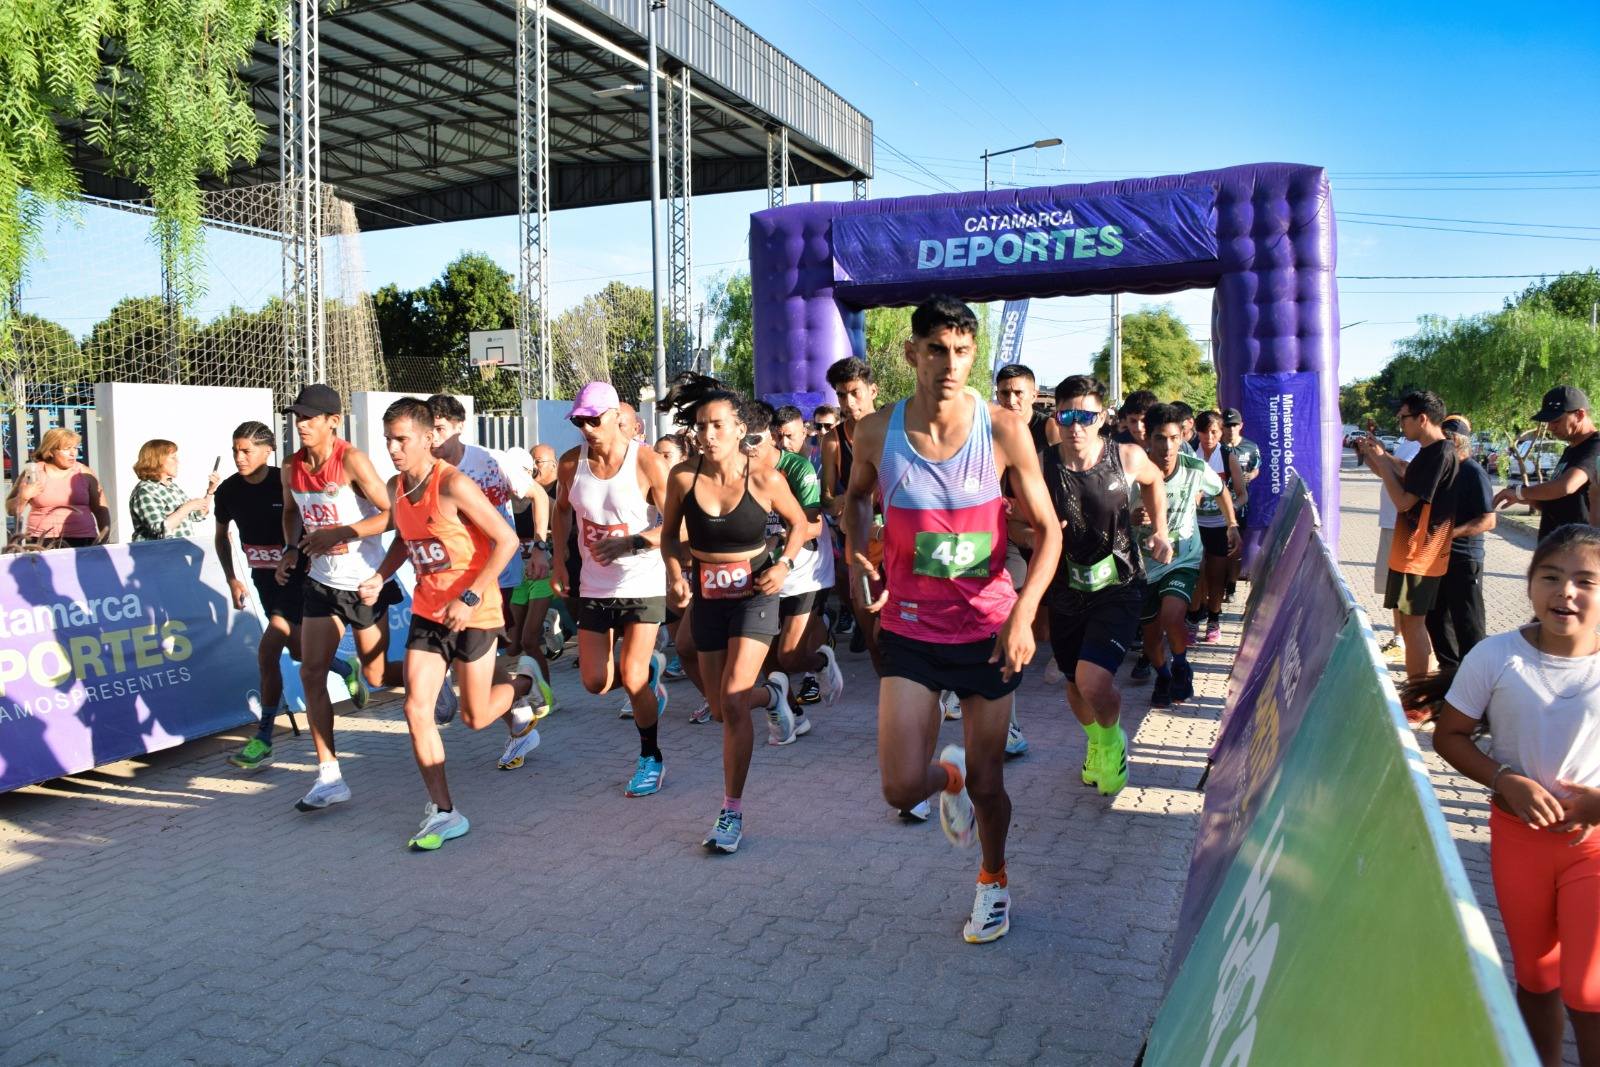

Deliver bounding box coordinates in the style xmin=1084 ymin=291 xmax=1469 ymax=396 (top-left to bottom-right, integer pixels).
xmin=570 ymin=381 xmax=620 ymax=419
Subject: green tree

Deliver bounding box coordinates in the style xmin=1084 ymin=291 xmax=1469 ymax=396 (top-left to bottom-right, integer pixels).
xmin=706 ymin=271 xmax=754 ymax=396
xmin=1506 ymin=270 xmax=1600 ymax=322
xmin=550 ymin=281 xmax=655 ymax=405
xmin=372 ymin=252 xmax=521 ymax=409
xmin=1091 ymin=305 xmax=1211 ymax=406
xmin=82 ymin=295 xmax=199 ymax=385
xmin=12 ymin=313 xmax=92 ymax=404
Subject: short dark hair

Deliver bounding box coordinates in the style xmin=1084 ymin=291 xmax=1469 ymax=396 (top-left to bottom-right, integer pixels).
xmin=1171 ymin=400 xmax=1195 ymax=420
xmin=773 ymin=404 xmax=804 ymax=427
xmin=1055 ymin=374 xmax=1107 ymax=405
xmin=1398 ymin=389 xmax=1446 ymax=425
xmin=427 ymin=393 xmax=467 ymax=424
xmin=384 ymin=396 xmax=435 ymax=428
xmin=995 ymin=364 xmax=1036 ymax=386
xmin=1144 ymin=403 xmax=1186 ymax=437
xmin=826 ymin=357 xmax=874 ymax=388
xmin=1195 ymin=410 xmax=1222 ymax=433
xmin=910 ymin=295 xmax=978 ymax=339
xmin=746 ymin=400 xmax=776 ymax=435
xmin=232 ymin=420 xmax=275 ymax=449
xmin=812 ymin=404 xmax=839 ymax=420
xmin=1119 ymin=389 xmax=1157 ymax=418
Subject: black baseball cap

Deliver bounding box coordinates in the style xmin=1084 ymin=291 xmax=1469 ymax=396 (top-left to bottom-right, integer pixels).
xmin=283 ymin=384 xmax=341 ymax=418
xmin=1221 ymin=407 xmax=1243 ymax=426
xmin=1531 ymin=385 xmax=1590 ymax=422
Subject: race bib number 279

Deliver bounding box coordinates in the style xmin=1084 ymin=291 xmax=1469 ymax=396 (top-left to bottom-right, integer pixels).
xmin=912 ymin=531 xmax=992 ymax=579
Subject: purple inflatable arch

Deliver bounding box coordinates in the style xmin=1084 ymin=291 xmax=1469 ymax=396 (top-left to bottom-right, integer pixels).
xmin=749 ymin=162 xmax=1340 ymax=549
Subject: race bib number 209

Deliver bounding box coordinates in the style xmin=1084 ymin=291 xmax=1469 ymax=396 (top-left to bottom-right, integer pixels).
xmin=911 ymin=531 xmax=992 ymax=579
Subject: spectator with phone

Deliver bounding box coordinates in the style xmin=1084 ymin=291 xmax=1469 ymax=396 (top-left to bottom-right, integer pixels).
xmin=1365 ymin=422 xmax=1421 ymax=654
xmin=128 ymin=439 xmax=220 ymax=541
xmin=5 ymin=427 xmax=110 ymax=547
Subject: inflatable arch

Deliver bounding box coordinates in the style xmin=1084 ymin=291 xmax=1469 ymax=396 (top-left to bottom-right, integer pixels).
xmin=748 ymin=162 xmax=1341 ymax=549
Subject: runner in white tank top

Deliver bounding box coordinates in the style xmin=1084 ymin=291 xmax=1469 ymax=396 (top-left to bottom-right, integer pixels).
xmin=276 ymin=384 xmax=405 ymax=813
xmin=551 ymin=381 xmax=674 ymax=798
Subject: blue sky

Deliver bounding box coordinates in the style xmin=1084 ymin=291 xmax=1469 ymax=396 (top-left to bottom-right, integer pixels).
xmin=20 ymin=0 xmax=1600 ymax=386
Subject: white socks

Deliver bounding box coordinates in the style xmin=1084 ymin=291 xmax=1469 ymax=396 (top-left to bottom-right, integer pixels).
xmin=317 ymin=759 xmax=342 ymax=784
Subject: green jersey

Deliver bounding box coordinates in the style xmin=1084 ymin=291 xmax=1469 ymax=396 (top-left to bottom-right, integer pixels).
xmin=1138 ymin=452 xmax=1224 ymax=581
xmin=775 ymin=449 xmax=820 ymax=509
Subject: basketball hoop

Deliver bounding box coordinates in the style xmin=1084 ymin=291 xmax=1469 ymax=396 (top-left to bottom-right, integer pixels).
xmin=469 ymin=331 xmax=521 ymax=385
xmin=475 ymin=360 xmax=498 ymax=381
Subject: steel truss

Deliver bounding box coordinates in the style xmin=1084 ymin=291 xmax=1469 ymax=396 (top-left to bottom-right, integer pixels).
xmin=664 ymin=67 xmax=693 ymax=378
xmin=853 ymin=178 xmax=870 ymax=201
xmin=767 ymin=126 xmax=788 ymax=209
xmin=516 ymin=0 xmax=552 ymax=401
xmin=280 ymin=0 xmax=324 ymax=387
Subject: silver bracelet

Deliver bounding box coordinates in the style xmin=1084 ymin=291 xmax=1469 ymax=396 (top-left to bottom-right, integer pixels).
xmin=1490 ymin=763 xmax=1512 ymax=792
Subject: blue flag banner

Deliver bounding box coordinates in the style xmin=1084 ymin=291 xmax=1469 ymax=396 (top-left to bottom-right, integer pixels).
xmin=992 ymin=299 xmax=1031 ymax=377
xmin=831 ymin=189 xmax=1218 ymax=288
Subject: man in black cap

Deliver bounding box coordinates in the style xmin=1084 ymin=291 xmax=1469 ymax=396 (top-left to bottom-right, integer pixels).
xmin=1220 ymin=408 xmax=1260 ymax=599
xmin=1493 ymin=386 xmax=1599 ymax=539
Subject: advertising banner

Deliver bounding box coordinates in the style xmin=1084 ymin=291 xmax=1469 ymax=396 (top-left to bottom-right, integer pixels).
xmin=0 ymin=539 xmax=267 ymax=793
xmin=1147 ymin=622 xmax=1534 ymax=1065
xmin=831 ymin=189 xmax=1218 ymax=288
xmin=991 ymin=299 xmax=1031 ymax=378
xmin=1239 ymin=473 xmax=1312 ymax=631
xmin=1239 ymin=370 xmax=1322 ymax=532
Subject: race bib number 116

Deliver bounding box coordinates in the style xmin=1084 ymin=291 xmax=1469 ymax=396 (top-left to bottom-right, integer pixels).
xmin=912 ymin=531 xmax=992 ymax=579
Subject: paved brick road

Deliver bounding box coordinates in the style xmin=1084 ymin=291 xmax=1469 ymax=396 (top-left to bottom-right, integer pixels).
xmin=2 ymin=587 xmax=1237 ymax=1063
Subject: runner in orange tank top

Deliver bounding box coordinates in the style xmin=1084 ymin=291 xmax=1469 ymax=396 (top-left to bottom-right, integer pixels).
xmin=358 ymin=398 xmax=544 ymax=851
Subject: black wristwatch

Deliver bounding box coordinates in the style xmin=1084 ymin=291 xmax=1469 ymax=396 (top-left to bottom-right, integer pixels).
xmin=630 ymin=534 xmax=648 ymax=554
xmin=458 ymin=589 xmax=482 ymax=607
xmin=533 ymin=539 xmax=553 ymax=552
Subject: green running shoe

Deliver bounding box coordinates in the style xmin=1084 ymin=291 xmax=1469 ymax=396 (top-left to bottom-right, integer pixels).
xmin=1098 ymin=725 xmax=1129 ymax=797
xmin=332 ymin=658 xmax=370 ymax=710
xmin=1080 ymin=737 xmax=1100 ymax=787
xmin=228 ymin=737 xmax=272 ymax=770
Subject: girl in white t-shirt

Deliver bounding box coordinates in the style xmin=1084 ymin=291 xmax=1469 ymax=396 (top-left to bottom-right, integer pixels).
xmin=1407 ymin=523 xmax=1600 ymax=1065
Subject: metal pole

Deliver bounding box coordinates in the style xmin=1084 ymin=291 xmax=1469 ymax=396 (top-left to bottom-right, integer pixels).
xmin=647 ymin=0 xmax=668 ymax=436
xmin=1110 ymin=293 xmax=1123 ymax=401
xmin=983 ymin=152 xmax=989 ymax=191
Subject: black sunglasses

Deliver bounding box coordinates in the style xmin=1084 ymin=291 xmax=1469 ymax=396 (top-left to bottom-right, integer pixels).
xmin=569 ymin=415 xmax=604 ymax=429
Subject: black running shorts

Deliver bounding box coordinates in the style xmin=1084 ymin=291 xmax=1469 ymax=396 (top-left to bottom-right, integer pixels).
xmin=252 ymin=567 xmax=305 ymax=625
xmin=303 ymin=577 xmax=403 ymax=630
xmin=691 ymin=591 xmax=780 ymax=652
xmin=879 ymin=627 xmax=1022 ymax=701
xmin=577 ymin=595 xmax=667 ymax=633
xmin=778 ymin=588 xmax=819 ymax=620
xmin=405 ymin=616 xmax=498 ymax=663
xmin=1048 ymin=581 xmax=1143 ymax=684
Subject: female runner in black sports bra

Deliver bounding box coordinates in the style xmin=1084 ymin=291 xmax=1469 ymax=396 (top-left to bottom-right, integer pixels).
xmin=659 ymin=374 xmax=811 ymax=854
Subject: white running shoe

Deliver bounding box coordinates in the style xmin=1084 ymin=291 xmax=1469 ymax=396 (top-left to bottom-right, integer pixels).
xmin=793 ymin=714 xmax=813 ymax=738
xmin=817 ymin=645 xmax=844 ymax=706
xmin=408 ymin=803 xmax=470 ymax=851
xmin=1042 ymin=660 xmax=1065 ymax=686
xmin=618 ymin=700 xmax=634 ymax=719
xmin=962 ymin=881 xmax=1011 ymax=943
xmin=295 ymin=776 xmax=351 ymax=812
xmin=897 ymin=799 xmax=932 ymax=823
xmin=940 ymin=690 xmax=962 ymax=721
xmin=765 ymin=673 xmax=796 ymax=746
xmin=688 ymin=700 xmax=712 ymax=725
xmin=938 ymin=744 xmax=976 ymax=848
xmin=498 ymin=713 xmax=542 ymax=770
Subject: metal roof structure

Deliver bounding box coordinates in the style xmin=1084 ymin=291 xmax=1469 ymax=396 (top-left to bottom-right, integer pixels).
xmin=67 ymin=0 xmax=875 ymax=232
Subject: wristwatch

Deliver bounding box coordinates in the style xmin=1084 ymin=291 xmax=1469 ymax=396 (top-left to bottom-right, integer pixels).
xmin=533 ymin=538 xmax=553 ymax=552
xmin=777 ymin=556 xmax=796 ymax=571
xmin=630 ymin=534 xmax=648 ymax=553
xmin=458 ymin=589 xmax=482 ymax=607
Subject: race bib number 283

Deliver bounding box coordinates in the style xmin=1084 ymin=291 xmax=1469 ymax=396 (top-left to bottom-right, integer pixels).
xmin=911 ymin=531 xmax=992 ymax=579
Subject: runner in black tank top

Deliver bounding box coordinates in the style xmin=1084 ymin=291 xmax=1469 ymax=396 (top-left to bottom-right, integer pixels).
xmin=821 ymin=358 xmax=883 ymax=665
xmin=1043 ymin=376 xmax=1173 ymax=798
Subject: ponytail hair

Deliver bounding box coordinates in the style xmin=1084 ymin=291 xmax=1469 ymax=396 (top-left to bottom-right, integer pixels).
xmin=232 ymin=420 xmax=275 ymax=450
xmin=662 ymin=371 xmax=746 ymax=429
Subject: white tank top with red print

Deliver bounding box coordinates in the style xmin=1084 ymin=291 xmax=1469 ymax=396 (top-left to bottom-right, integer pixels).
xmin=288 ymin=438 xmax=385 ymax=590
xmin=568 ymin=439 xmax=664 ymax=599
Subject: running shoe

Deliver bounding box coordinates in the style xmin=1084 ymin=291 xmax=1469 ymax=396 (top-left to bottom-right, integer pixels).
xmin=1004 ymin=723 xmax=1029 ymax=759
xmin=1130 ymin=654 xmax=1152 ymax=682
xmin=663 ymin=655 xmax=686 ymax=681
xmin=703 ymin=809 xmax=744 ymax=853
xmin=898 ymin=799 xmax=932 ymax=822
xmin=1186 ymin=617 xmax=1201 ymax=643
xmin=1042 ymin=660 xmax=1064 ymax=686
xmin=330 ymin=658 xmax=369 ymax=710
xmin=817 ymin=645 xmax=844 ymax=706
xmin=228 ymin=737 xmax=272 ymax=770
xmin=497 ymin=713 xmax=541 ymax=770
xmin=765 ymin=673 xmax=796 ymax=746
xmin=1203 ymin=619 xmax=1222 ymax=644
xmin=1171 ymin=657 xmax=1195 ymax=704
xmin=1151 ymin=674 xmax=1173 ymax=708
xmin=962 ymin=881 xmax=1011 ymax=944
xmin=941 ymin=690 xmax=963 ymax=721
xmin=1081 ymin=737 xmax=1100 ymax=787
xmin=938 ymin=744 xmax=976 ymax=848
xmin=836 ymin=612 xmax=856 ymax=638
xmin=408 ymin=803 xmax=469 ymax=851
xmin=295 ymin=776 xmax=351 ymax=812
xmin=648 ymin=651 xmax=669 ymax=720
xmin=849 ymin=625 xmax=867 ymax=654
xmin=1098 ymin=725 xmax=1129 ymax=797
xmin=793 ymin=714 xmax=812 ymax=738
xmin=533 ymin=674 xmax=555 ymax=720
xmin=796 ymin=674 xmax=821 ymax=705
xmin=625 ymin=755 xmax=665 ymax=797
xmin=433 ymin=681 xmax=459 ymax=726
xmin=618 ymin=701 xmax=634 ymax=719
xmin=688 ymin=700 xmax=712 ymax=725
xmin=1224 ymin=583 xmax=1237 ymax=603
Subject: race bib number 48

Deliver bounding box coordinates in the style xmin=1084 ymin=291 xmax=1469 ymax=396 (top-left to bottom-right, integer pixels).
xmin=698 ymin=559 xmax=754 ymax=600
xmin=406 ymin=537 xmax=451 ymax=574
xmin=912 ymin=531 xmax=992 ymax=579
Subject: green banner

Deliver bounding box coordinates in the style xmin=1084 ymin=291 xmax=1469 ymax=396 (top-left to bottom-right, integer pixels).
xmin=1147 ymin=618 xmax=1535 ymax=1065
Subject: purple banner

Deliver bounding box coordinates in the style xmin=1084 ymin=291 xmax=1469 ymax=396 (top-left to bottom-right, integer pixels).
xmin=830 ymin=189 xmax=1218 ymax=288
xmin=991 ymin=299 xmax=1031 ymax=378
xmin=1169 ymin=500 xmax=1351 ymax=975
xmin=0 ymin=538 xmax=266 ymax=793
xmin=1240 ymin=370 xmax=1322 ymax=532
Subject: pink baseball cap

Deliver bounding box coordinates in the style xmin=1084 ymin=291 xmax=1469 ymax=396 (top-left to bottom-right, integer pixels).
xmin=569 ymin=381 xmax=619 ymax=419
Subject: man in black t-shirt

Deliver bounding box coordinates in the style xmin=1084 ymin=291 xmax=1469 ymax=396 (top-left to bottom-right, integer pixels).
xmin=1426 ymin=417 xmax=1495 ymax=670
xmin=1494 ymin=386 xmax=1599 ymax=538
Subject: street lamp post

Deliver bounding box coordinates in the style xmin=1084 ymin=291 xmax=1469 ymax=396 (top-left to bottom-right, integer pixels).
xmin=980 ymin=137 xmax=1061 ymax=191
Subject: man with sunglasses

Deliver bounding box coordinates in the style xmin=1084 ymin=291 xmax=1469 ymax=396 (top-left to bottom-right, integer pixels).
xmin=1043 ymin=377 xmax=1172 ymax=796
xmin=551 ymin=381 xmax=674 ymax=796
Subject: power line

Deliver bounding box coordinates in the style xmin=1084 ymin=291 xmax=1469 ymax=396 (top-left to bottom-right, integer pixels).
xmin=1339 ymin=219 xmax=1600 ymax=242
xmin=1343 ymin=211 xmax=1600 ymax=232
xmin=1337 ymin=273 xmax=1558 ymax=279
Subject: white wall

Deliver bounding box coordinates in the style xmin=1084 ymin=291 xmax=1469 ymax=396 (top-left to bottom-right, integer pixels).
xmin=348 ymin=391 xmax=474 ymax=480
xmin=94 ymin=383 xmax=275 ymax=543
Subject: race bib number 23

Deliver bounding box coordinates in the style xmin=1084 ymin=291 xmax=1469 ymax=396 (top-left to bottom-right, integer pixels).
xmin=912 ymin=531 xmax=992 ymax=579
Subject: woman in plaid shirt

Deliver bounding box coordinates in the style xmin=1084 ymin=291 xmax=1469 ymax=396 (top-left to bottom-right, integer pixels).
xmin=128 ymin=439 xmax=219 ymax=541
